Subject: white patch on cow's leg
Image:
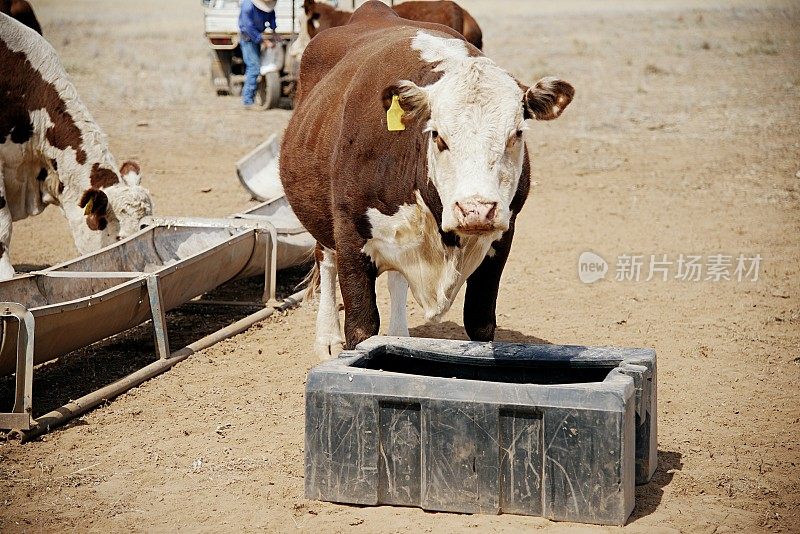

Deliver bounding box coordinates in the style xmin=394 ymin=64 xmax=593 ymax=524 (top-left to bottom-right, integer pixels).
xmin=386 ymin=271 xmax=409 ymax=337
xmin=314 ymin=248 xmax=344 ymax=360
xmin=0 ymin=172 xmax=15 ymax=280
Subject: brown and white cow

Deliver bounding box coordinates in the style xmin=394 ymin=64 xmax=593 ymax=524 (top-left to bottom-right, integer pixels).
xmin=0 ymin=14 xmax=153 ymax=279
xmin=303 ymin=0 xmax=483 ymax=50
xmin=0 ymin=0 xmax=41 ymax=35
xmin=281 ymin=2 xmax=573 ymax=358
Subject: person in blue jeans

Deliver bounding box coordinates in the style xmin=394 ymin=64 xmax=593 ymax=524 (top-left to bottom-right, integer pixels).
xmin=239 ymin=0 xmax=278 ymax=108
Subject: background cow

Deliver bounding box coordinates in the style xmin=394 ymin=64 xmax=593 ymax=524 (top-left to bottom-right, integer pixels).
xmin=0 ymin=0 xmax=41 ymax=34
xmin=281 ymin=1 xmax=572 ymax=358
xmin=0 ymin=15 xmax=153 ymax=279
xmin=303 ymin=0 xmax=483 ymax=50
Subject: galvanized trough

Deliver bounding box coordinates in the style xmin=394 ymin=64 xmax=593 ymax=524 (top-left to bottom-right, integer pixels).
xmin=0 ymin=196 xmax=314 ymax=432
xmin=236 ymin=133 xmax=283 ymax=202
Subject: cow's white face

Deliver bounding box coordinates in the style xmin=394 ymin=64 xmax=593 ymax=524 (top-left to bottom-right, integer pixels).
xmin=393 ymin=32 xmax=574 ymax=237
xmin=104 ymin=170 xmax=153 ymax=241
xmin=423 ymin=65 xmax=526 ymax=236
xmin=72 ymin=166 xmax=153 ymax=254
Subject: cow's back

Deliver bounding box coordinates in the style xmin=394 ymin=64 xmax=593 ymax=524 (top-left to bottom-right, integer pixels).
xmin=282 ymin=1 xmax=465 ymax=248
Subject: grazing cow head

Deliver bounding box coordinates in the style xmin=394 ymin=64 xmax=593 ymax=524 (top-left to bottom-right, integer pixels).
xmin=383 ymin=32 xmax=573 ymax=237
xmin=74 ymin=160 xmax=152 ymax=253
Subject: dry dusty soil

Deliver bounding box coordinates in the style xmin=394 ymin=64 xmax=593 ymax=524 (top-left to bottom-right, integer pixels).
xmin=1 ymin=0 xmax=799 ymax=532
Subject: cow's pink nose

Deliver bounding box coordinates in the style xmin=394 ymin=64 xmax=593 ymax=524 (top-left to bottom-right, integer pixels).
xmin=454 ymin=199 xmax=498 ymax=231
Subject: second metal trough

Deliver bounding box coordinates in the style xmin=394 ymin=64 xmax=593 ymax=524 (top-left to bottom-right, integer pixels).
xmin=0 ymin=195 xmax=315 ymax=432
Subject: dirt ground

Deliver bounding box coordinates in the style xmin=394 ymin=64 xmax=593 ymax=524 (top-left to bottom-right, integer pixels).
xmin=1 ymin=0 xmax=799 ymax=532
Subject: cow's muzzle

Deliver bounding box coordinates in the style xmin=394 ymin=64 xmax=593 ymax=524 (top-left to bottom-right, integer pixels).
xmin=453 ymin=197 xmax=501 ymax=234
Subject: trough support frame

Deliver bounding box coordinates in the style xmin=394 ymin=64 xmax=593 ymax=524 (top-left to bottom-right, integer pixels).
xmin=262 ymin=225 xmax=278 ymax=305
xmin=0 ymin=272 xmax=174 ymax=432
xmin=138 ymin=217 xmax=282 ymax=306
xmin=145 ymin=275 xmax=171 ymax=359
xmin=0 ymin=302 xmax=35 ymax=431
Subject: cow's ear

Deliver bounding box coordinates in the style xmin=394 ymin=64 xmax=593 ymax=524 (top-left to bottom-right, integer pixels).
xmin=79 ymin=189 xmax=109 ymax=231
xmin=119 ymin=160 xmax=142 ymax=187
xmin=522 ymin=77 xmax=574 ymax=121
xmin=382 ymin=80 xmax=430 ymax=121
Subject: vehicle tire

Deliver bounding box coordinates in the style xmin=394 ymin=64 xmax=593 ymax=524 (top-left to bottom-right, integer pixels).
xmin=209 ymin=50 xmax=231 ymax=96
xmin=258 ymin=72 xmax=281 ymax=110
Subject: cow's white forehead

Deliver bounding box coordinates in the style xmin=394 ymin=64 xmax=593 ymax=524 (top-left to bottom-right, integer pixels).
xmin=411 ymin=31 xmax=524 ymax=136
xmin=411 ymin=31 xmax=471 ymax=68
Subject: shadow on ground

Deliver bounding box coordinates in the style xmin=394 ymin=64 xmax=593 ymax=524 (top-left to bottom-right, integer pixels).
xmin=410 ymin=320 xmax=550 ymax=345
xmin=14 ymin=264 xmax=50 ymax=272
xmin=629 ymin=450 xmax=684 ymax=522
xmin=0 ymin=266 xmax=308 ymax=420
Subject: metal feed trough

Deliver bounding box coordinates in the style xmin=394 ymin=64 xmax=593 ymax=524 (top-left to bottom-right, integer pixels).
xmin=237 ymin=134 xmax=282 ymax=201
xmin=305 ymin=336 xmax=657 ymax=526
xmin=0 ymin=196 xmax=314 ymax=433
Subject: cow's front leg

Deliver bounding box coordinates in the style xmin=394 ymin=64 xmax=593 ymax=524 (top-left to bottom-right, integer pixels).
xmin=336 ymin=241 xmax=380 ymax=349
xmin=0 ymin=173 xmax=14 ymax=281
xmin=314 ymin=246 xmax=345 ymax=360
xmin=463 ymin=221 xmax=516 ymax=341
xmin=387 ymin=270 xmax=409 ymax=337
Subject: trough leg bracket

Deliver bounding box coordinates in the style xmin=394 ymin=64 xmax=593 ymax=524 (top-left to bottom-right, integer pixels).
xmin=261 ymin=225 xmax=278 ymax=305
xmin=0 ymin=302 xmax=35 ymax=431
xmin=145 ymin=275 xmax=171 ymax=359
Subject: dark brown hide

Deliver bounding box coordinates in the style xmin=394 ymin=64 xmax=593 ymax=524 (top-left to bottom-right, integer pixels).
xmin=89 ymin=162 xmax=119 ymax=188
xmin=78 ymin=188 xmax=109 ymax=231
xmin=0 ymin=37 xmax=86 ymax=162
xmin=1 ymin=0 xmax=42 ymax=34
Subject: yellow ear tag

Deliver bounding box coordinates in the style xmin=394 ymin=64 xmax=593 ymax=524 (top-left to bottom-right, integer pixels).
xmin=387 ymin=95 xmax=406 ymax=132
xmin=84 ymin=197 xmax=93 ymax=215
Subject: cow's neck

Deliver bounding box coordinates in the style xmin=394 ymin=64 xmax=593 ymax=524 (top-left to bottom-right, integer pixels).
xmin=362 ymin=191 xmax=499 ymax=322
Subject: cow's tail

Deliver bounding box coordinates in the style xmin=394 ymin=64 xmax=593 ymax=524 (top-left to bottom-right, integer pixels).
xmin=298 ymin=242 xmax=323 ymax=302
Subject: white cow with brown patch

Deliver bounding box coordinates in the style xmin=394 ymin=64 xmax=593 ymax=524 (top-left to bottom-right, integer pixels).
xmin=0 ymin=14 xmax=153 ymax=279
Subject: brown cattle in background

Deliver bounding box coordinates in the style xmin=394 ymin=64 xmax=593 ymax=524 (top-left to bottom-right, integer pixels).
xmin=0 ymin=0 xmax=41 ymax=35
xmin=303 ymin=0 xmax=483 ymax=50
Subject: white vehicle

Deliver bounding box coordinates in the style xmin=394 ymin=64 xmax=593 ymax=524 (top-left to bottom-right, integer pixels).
xmin=203 ymin=0 xmax=301 ymax=108
xmin=203 ymin=0 xmax=349 ymax=108
xmin=202 ymin=1 xmax=397 ymax=109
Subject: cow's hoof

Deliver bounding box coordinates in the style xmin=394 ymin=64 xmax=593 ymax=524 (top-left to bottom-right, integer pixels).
xmin=314 ymin=339 xmax=344 ymax=361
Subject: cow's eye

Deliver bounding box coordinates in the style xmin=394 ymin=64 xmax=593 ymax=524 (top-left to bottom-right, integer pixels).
xmin=432 ymin=130 xmax=448 ymax=152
